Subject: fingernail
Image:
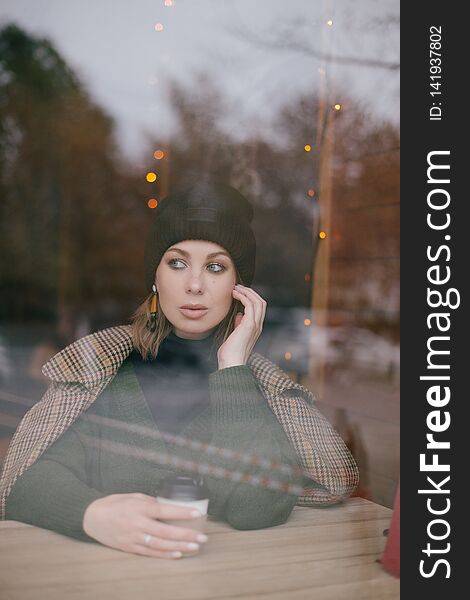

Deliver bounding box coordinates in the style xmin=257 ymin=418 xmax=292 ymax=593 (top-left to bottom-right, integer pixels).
xmin=191 ymin=510 xmax=202 ymax=517
xmin=197 ymin=533 xmax=208 ymax=543
xmin=172 ymin=551 xmax=183 ymax=558
xmin=187 ymin=542 xmax=199 ymax=551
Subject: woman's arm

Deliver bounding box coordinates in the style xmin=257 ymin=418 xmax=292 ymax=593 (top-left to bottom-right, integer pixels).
xmin=201 ymin=283 xmax=358 ymax=518
xmin=200 ymin=365 xmax=304 ymax=530
xmin=270 ymin=386 xmax=360 ymax=506
xmin=5 ymin=422 xmax=105 ymax=542
xmin=6 ymin=418 xmax=212 ymax=558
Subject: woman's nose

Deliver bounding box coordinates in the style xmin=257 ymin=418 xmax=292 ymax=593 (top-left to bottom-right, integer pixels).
xmin=186 ymin=273 xmax=204 ymax=294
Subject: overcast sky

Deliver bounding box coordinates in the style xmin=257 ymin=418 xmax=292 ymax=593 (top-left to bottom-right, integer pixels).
xmin=1 ymin=0 xmax=399 ymax=163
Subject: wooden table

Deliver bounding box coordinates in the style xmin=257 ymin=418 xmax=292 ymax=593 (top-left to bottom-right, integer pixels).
xmin=0 ymin=498 xmax=399 ymax=599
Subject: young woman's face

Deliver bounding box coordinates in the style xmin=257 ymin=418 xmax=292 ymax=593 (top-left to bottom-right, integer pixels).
xmin=155 ymin=239 xmax=237 ymax=339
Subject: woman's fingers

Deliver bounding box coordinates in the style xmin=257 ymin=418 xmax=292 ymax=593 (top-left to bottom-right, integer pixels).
xmin=234 ymin=312 xmax=244 ymax=328
xmin=143 ymin=499 xmax=201 ymax=522
xmin=82 ymin=493 xmax=206 ymax=560
xmin=131 ymin=544 xmax=184 ymax=559
xmin=233 ymin=287 xmax=259 ymax=324
xmin=240 ymin=285 xmax=267 ymax=306
xmin=138 ymin=511 xmax=207 ymax=543
xmin=232 ymin=289 xmax=256 ymax=324
xmin=141 ymin=518 xmax=207 ymax=544
xmin=219 ymin=285 xmax=268 ymax=366
xmin=132 ymin=517 xmax=206 ymax=558
xmin=237 ymin=285 xmax=267 ymax=317
xmin=233 ymin=285 xmax=266 ymax=329
xmin=251 ymin=286 xmax=267 ymax=325
xmin=135 ymin=531 xmax=200 ymax=553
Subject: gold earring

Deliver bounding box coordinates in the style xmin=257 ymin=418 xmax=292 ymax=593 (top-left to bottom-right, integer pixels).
xmin=146 ymin=284 xmax=158 ymax=332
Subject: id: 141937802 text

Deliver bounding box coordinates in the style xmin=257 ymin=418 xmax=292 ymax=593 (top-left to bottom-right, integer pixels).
xmin=429 ymin=26 xmax=443 ymax=121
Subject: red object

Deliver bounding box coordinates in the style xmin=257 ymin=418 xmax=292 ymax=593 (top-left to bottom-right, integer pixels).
xmin=381 ymin=483 xmax=400 ymax=578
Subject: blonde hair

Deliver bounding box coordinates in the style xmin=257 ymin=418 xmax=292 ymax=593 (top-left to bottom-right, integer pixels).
xmin=130 ymin=270 xmax=245 ymax=360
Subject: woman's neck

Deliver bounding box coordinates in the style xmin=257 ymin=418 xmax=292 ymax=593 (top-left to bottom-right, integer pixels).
xmin=171 ymin=327 xmax=217 ymax=341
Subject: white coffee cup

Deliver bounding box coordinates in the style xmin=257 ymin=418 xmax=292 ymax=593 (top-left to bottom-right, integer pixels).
xmin=156 ymin=475 xmax=209 ymax=533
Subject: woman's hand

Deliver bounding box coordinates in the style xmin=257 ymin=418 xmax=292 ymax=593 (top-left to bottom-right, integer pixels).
xmin=82 ymin=493 xmax=208 ymax=559
xmin=217 ymin=284 xmax=267 ymax=369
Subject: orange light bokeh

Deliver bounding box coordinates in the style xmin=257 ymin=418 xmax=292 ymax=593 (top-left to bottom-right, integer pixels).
xmin=304 ymin=319 xmax=311 ymax=327
xmin=304 ymin=144 xmax=311 ymax=152
xmin=319 ymin=231 xmax=327 ymax=239
xmin=146 ymin=172 xmax=157 ymax=182
xmin=153 ymin=150 xmax=165 ymax=160
xmin=308 ymin=189 xmax=315 ymax=197
xmin=147 ymin=198 xmax=158 ymax=209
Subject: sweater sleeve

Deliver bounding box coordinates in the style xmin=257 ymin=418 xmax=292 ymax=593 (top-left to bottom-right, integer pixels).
xmin=202 ymin=365 xmax=305 ymax=530
xmin=5 ymin=420 xmax=105 ymax=542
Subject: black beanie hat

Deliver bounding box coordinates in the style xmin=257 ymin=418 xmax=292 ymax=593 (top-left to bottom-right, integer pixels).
xmin=144 ymin=181 xmax=256 ymax=292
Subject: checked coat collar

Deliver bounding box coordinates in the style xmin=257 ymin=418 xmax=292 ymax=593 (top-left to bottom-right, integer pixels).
xmin=0 ymin=325 xmax=359 ymax=518
xmin=40 ymin=324 xmax=314 ymax=398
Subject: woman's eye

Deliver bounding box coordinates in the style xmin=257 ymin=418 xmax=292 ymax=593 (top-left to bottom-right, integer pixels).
xmin=168 ymin=258 xmax=186 ymax=269
xmin=167 ymin=259 xmax=225 ymax=273
xmin=207 ymin=263 xmax=225 ymax=273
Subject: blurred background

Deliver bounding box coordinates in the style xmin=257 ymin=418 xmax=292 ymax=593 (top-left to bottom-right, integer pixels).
xmin=0 ymin=0 xmax=399 ymax=507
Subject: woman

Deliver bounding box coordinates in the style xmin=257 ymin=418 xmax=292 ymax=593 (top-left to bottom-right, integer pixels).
xmin=0 ymin=181 xmax=359 ymax=559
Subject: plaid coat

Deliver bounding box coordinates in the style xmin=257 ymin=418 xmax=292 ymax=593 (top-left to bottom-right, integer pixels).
xmin=0 ymin=325 xmax=359 ymax=519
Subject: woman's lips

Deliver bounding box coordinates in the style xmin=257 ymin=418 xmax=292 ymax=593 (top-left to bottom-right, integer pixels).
xmin=179 ymin=307 xmax=209 ymax=319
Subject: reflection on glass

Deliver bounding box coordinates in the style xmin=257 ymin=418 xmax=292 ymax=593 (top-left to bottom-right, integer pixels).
xmin=0 ymin=0 xmax=399 ymax=507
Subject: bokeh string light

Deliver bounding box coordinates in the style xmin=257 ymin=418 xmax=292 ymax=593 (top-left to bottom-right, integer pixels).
xmin=148 ymin=5 xmax=321 ymax=379
xmin=82 ymin=414 xmax=309 ymax=477
xmin=80 ymin=435 xmax=305 ymax=496
xmin=81 ymin=413 xmax=307 ymax=479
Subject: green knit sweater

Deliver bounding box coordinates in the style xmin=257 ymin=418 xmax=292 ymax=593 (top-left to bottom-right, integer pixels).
xmin=6 ymin=358 xmax=305 ymax=541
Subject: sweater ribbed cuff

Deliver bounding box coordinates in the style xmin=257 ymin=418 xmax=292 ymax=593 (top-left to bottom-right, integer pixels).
xmin=209 ymin=365 xmax=265 ymax=424
xmin=6 ymin=475 xmax=105 ymax=543
xmin=63 ymin=488 xmax=107 ymax=542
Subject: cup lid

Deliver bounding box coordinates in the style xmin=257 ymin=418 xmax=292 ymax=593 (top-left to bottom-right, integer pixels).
xmin=158 ymin=475 xmax=209 ymax=501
